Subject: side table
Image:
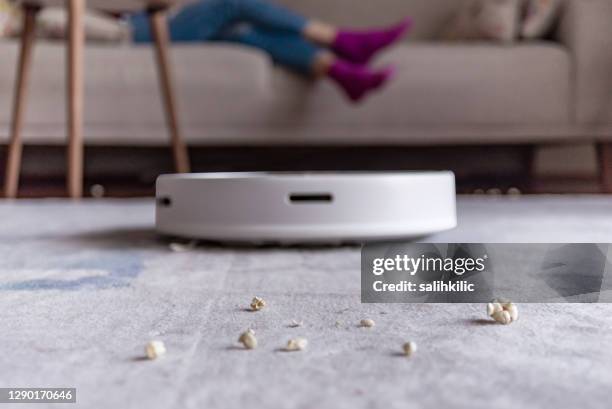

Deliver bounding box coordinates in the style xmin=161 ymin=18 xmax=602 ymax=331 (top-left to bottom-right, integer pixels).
xmin=4 ymin=0 xmax=190 ymax=198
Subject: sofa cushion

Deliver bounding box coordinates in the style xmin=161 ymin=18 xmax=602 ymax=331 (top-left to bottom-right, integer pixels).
xmin=256 ymin=42 xmax=571 ymax=145
xmin=0 ymin=41 xmax=572 ymax=147
xmin=0 ymin=41 xmax=271 ymax=145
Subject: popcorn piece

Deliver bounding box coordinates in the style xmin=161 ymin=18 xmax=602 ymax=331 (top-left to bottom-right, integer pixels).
xmin=169 ymin=240 xmax=197 ymax=252
xmin=487 ymin=302 xmax=503 ymax=317
xmin=492 ymin=310 xmax=512 ymax=325
xmin=238 ymin=329 xmax=257 ymax=349
xmin=502 ymin=302 xmax=519 ymax=322
xmin=285 ymin=337 xmax=308 ymax=351
xmin=402 ymin=341 xmax=417 ymax=357
xmin=488 ymin=300 xmax=518 ymax=324
xmin=250 ymin=296 xmax=266 ymax=311
xmin=289 ymin=319 xmax=303 ymax=328
xmin=145 ymin=340 xmax=166 ymax=359
xmin=360 ymin=318 xmax=375 ymax=328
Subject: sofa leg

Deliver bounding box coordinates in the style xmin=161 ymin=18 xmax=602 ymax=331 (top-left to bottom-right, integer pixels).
xmin=148 ymin=7 xmax=190 ymax=174
xmin=4 ymin=5 xmax=39 ymax=198
xmin=597 ymin=142 xmax=612 ymax=193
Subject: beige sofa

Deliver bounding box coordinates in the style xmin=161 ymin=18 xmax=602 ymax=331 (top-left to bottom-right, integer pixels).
xmin=1 ymin=0 xmax=612 ymax=186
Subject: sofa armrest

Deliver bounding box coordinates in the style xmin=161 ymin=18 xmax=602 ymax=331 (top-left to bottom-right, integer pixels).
xmin=557 ymin=0 xmax=612 ymax=125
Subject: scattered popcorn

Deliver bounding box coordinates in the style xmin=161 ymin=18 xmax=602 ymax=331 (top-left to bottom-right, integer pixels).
xmin=238 ymin=329 xmax=257 ymax=349
xmin=285 ymin=337 xmax=308 ymax=351
xmin=145 ymin=340 xmax=166 ymax=359
xmin=250 ymin=296 xmax=266 ymax=311
xmin=360 ymin=318 xmax=375 ymax=328
xmin=402 ymin=341 xmax=417 ymax=357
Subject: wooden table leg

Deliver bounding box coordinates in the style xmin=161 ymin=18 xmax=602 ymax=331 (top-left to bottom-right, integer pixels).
xmin=67 ymin=0 xmax=85 ymax=198
xmin=4 ymin=5 xmax=39 ymax=199
xmin=148 ymin=8 xmax=191 ymax=173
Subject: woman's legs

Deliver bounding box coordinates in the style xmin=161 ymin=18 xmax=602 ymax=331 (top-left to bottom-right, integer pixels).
xmin=132 ymin=0 xmax=309 ymax=42
xmin=128 ymin=0 xmax=410 ymax=101
xmin=224 ymin=26 xmax=394 ymax=102
xmin=132 ymin=0 xmax=411 ymax=63
xmin=222 ymin=26 xmax=320 ymax=75
xmin=302 ymin=21 xmax=337 ymax=45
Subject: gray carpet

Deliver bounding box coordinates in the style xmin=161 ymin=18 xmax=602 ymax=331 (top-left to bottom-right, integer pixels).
xmin=1 ymin=196 xmax=611 ymax=409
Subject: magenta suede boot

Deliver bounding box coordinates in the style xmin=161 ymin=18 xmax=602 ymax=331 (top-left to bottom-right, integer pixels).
xmin=328 ymin=60 xmax=395 ymax=102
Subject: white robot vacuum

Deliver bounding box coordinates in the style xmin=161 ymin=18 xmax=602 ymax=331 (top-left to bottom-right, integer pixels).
xmin=155 ymin=171 xmax=456 ymax=243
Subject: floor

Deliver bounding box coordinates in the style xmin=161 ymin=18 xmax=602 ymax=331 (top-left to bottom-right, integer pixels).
xmin=1 ymin=195 xmax=611 ymax=409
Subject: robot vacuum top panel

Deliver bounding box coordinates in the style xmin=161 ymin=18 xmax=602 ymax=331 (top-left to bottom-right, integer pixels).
xmin=156 ymin=171 xmax=456 ymax=243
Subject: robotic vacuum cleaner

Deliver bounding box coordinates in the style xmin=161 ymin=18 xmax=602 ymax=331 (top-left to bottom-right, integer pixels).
xmin=156 ymin=171 xmax=456 ymax=243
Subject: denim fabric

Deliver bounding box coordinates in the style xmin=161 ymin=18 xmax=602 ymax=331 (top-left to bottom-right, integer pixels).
xmin=129 ymin=0 xmax=319 ymax=73
xmin=222 ymin=25 xmax=319 ymax=74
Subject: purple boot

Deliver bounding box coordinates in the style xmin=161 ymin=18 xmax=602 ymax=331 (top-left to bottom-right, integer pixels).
xmin=328 ymin=60 xmax=395 ymax=103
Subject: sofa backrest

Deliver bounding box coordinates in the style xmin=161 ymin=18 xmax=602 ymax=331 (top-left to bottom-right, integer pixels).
xmin=275 ymin=0 xmax=470 ymax=40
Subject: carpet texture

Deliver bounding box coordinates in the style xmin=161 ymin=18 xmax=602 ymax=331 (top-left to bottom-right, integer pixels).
xmin=0 ymin=196 xmax=611 ymax=409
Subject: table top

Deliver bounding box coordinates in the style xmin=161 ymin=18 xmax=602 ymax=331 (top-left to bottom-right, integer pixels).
xmin=17 ymin=0 xmax=180 ymax=12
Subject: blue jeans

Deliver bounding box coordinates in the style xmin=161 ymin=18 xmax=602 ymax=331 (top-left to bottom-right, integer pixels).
xmin=129 ymin=0 xmax=321 ymax=74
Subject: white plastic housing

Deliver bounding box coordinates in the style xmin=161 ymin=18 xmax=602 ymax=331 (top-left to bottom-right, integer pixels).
xmin=156 ymin=172 xmax=456 ymax=243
